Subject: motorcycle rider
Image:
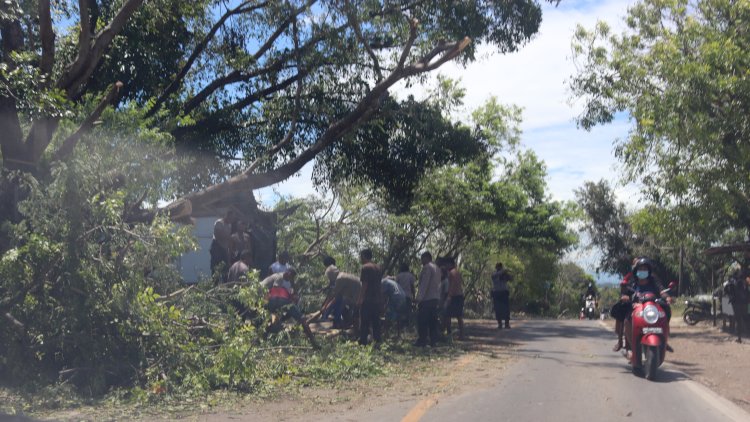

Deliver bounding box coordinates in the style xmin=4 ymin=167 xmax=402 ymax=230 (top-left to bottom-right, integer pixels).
xmin=582 ymin=282 xmax=598 ymax=319
xmin=584 ymin=282 xmax=597 ymax=299
xmin=623 ymin=258 xmax=674 ymax=358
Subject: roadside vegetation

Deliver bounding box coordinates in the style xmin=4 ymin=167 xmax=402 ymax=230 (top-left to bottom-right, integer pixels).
xmin=3 ymin=0 xmax=750 ymax=418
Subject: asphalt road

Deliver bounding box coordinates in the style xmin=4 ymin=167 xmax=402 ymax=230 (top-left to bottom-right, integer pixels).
xmin=358 ymin=319 xmax=749 ymax=422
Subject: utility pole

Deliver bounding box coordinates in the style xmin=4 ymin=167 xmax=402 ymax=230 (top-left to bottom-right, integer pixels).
xmin=678 ymin=244 xmax=684 ymax=296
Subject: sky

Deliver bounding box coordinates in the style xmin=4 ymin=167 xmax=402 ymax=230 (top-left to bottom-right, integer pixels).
xmin=256 ymin=0 xmax=639 ymax=280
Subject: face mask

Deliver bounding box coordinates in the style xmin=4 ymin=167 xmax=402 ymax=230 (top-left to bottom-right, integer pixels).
xmin=636 ymin=270 xmax=650 ymax=280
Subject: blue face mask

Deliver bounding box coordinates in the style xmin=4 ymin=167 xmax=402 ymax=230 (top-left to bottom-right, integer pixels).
xmin=636 ymin=270 xmax=650 ymax=280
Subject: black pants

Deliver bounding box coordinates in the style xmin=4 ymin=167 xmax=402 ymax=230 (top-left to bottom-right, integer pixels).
xmin=492 ymin=291 xmax=510 ymax=324
xmin=733 ymin=302 xmax=748 ymax=340
xmin=210 ymin=240 xmax=228 ymax=284
xmin=416 ymin=299 xmax=440 ymax=346
xmin=359 ymin=301 xmax=382 ymax=345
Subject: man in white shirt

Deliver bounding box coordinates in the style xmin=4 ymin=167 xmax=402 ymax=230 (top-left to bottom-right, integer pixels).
xmin=269 ymin=251 xmax=291 ymax=275
xmin=415 ymin=251 xmax=441 ymax=347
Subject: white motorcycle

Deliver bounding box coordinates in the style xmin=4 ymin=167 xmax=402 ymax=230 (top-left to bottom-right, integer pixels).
xmin=584 ymin=295 xmax=597 ymax=320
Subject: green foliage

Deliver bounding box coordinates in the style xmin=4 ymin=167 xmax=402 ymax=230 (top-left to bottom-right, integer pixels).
xmin=550 ymin=262 xmax=595 ymax=316
xmin=574 ymin=180 xmax=634 ymax=275
xmin=0 ymin=1 xmax=571 ymax=410
xmin=574 ymin=179 xmax=715 ymax=294
xmin=0 ymin=52 xmax=71 ymax=118
xmin=0 ymin=123 xmax=194 ymax=394
xmin=570 ymin=0 xmax=750 ymax=241
xmin=315 ymin=95 xmax=486 ymax=212
xmin=274 ymin=95 xmax=577 ymax=316
xmin=84 ymin=0 xmax=211 ymax=104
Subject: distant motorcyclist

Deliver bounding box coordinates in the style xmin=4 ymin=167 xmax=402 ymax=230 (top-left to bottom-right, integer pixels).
xmin=582 ymin=282 xmax=598 ymax=319
xmin=584 ymin=282 xmax=598 ymax=299
xmin=583 ymin=282 xmax=598 ymax=306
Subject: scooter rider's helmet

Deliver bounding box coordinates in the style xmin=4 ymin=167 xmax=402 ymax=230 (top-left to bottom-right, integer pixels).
xmin=632 ymin=257 xmax=654 ymax=282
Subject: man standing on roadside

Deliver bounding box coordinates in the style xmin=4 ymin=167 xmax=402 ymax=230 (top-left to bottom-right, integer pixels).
xmin=445 ymin=257 xmax=465 ymax=340
xmin=358 ymin=249 xmax=383 ymax=346
xmin=491 ymin=262 xmax=512 ymax=329
xmin=728 ymin=270 xmax=749 ymax=343
xmin=415 ymin=251 xmax=441 ymax=347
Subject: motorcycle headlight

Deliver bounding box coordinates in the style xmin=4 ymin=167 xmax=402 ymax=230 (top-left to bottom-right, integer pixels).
xmin=643 ymin=305 xmax=660 ymax=325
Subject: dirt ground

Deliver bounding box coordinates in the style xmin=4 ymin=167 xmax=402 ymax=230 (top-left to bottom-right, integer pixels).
xmin=656 ymin=317 xmax=750 ymax=413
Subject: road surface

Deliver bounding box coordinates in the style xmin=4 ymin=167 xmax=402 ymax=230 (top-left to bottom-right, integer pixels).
xmin=354 ymin=319 xmax=749 ymax=422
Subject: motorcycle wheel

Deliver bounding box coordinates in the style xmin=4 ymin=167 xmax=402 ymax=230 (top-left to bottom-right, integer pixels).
xmin=644 ymin=345 xmax=659 ymax=381
xmin=683 ymin=310 xmax=700 ymax=326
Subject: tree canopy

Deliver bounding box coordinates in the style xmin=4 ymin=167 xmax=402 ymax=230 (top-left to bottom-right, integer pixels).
xmin=570 ymin=0 xmax=750 ymax=241
xmin=1 ymin=0 xmax=559 ymax=229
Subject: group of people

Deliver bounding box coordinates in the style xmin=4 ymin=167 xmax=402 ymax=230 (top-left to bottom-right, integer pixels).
xmin=209 ymin=210 xmax=519 ymax=348
xmin=211 ymin=209 xmax=254 ymax=284
xmin=318 ymin=251 xmax=468 ymax=347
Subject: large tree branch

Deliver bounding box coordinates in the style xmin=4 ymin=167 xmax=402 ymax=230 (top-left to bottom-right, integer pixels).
xmin=38 ymin=0 xmax=55 ymax=77
xmin=397 ymin=18 xmax=419 ymax=70
xmin=23 ymin=0 xmax=143 ymax=164
xmin=0 ymin=13 xmax=27 ymax=170
xmin=170 ymin=70 xmax=305 ymax=139
xmin=146 ymin=0 xmax=269 ymax=118
xmin=180 ymin=20 xmax=343 ymax=116
xmin=345 ymin=0 xmax=382 ymax=81
xmin=60 ymin=0 xmax=145 ymax=99
xmin=51 ymin=82 xmax=124 ymax=163
xmin=64 ymin=0 xmax=93 ymax=90
xmin=165 ymin=35 xmax=472 ymax=214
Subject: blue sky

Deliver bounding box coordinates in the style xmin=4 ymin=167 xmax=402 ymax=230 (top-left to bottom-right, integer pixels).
xmin=256 ymin=0 xmax=638 ymax=280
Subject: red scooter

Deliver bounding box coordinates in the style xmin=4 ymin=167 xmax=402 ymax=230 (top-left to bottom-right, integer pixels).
xmin=628 ymin=291 xmax=669 ymax=380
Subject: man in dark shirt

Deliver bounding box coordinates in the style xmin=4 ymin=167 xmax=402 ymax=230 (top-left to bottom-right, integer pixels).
xmin=727 ymin=270 xmax=749 ymax=343
xmin=358 ymin=248 xmax=383 ymax=346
